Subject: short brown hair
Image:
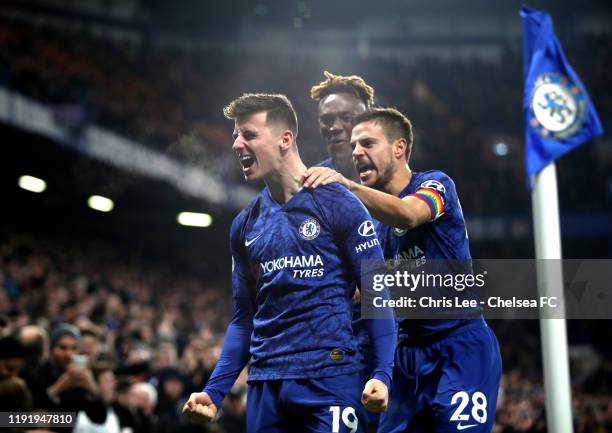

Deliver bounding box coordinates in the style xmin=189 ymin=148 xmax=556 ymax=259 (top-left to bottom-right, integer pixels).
xmin=310 ymin=71 xmax=375 ymax=109
xmin=354 ymin=108 xmax=414 ymax=161
xmin=223 ymin=93 xmax=298 ymax=136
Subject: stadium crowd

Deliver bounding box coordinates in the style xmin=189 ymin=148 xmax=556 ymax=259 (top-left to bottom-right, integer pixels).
xmin=1 ymin=12 xmax=611 ymax=433
xmin=0 ymin=232 xmax=243 ymax=432
xmin=1 ymin=232 xmax=611 ymax=432
xmin=1 ymin=16 xmax=611 ymax=217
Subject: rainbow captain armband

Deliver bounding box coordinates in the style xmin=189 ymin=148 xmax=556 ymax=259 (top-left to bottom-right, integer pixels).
xmin=409 ymin=186 xmax=445 ymax=221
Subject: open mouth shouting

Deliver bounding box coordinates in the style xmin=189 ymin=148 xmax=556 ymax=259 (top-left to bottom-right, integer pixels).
xmin=238 ymin=153 xmax=257 ymax=172
xmin=356 ymin=159 xmax=376 ymax=182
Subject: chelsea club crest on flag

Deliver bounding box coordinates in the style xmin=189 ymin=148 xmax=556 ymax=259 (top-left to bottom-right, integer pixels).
xmin=520 ymin=7 xmax=603 ymax=188
xmin=530 ymin=73 xmax=587 ymax=140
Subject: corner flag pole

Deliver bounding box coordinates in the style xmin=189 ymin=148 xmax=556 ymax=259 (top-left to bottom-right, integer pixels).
xmin=531 ymin=163 xmax=574 ymax=433
xmin=523 ymin=6 xmax=602 ymax=431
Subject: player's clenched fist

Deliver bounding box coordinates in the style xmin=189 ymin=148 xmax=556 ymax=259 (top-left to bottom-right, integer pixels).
xmin=182 ymin=392 xmax=218 ymax=423
xmin=361 ymin=378 xmax=389 ymax=413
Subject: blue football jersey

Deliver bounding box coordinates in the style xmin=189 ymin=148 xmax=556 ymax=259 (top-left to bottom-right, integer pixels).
xmin=375 ymin=170 xmax=483 ymax=340
xmin=317 ymin=157 xmax=335 ymax=169
xmin=230 ymin=183 xmax=390 ymax=380
xmin=315 ymin=157 xmax=372 ymax=368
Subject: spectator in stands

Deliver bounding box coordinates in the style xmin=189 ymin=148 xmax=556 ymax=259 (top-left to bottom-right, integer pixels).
xmin=130 ymin=382 xmax=159 ymax=433
xmin=0 ymin=335 xmax=25 ymax=380
xmin=156 ymin=367 xmax=186 ymax=433
xmin=25 ymin=323 xmax=107 ymax=426
xmin=179 ymin=335 xmax=214 ymax=394
xmin=113 ymin=376 xmax=141 ymax=432
xmin=18 ymin=325 xmax=49 ymax=371
xmin=78 ymin=328 xmax=103 ymax=367
xmin=217 ymin=385 xmax=247 ymax=433
xmin=0 ymin=376 xmax=33 ymax=412
xmin=0 ymin=335 xmax=32 ymax=411
xmin=73 ymin=362 xmax=121 ymax=433
xmin=150 ymin=342 xmax=178 ymax=381
xmin=0 ymin=314 xmax=9 ymax=336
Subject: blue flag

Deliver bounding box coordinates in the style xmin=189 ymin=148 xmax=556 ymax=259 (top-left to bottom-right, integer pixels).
xmin=521 ymin=7 xmax=603 ymax=188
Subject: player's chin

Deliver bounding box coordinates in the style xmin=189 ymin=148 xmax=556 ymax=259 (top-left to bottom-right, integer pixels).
xmin=242 ymin=167 xmax=262 ymax=183
xmin=243 ymin=173 xmax=260 ymax=183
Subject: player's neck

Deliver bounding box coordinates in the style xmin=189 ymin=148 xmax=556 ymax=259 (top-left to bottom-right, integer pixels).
xmin=385 ymin=164 xmax=412 ymax=196
xmin=265 ymin=155 xmax=307 ymax=204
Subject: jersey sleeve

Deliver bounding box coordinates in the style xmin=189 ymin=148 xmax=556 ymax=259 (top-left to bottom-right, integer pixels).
xmin=408 ymin=171 xmax=458 ymax=221
xmin=316 ymin=185 xmax=396 ymax=389
xmin=203 ymin=214 xmax=255 ymax=408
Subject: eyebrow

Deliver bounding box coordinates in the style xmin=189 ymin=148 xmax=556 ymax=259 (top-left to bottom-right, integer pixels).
xmin=354 ymin=136 xmax=375 ymax=145
xmin=233 ymin=128 xmax=257 ymax=139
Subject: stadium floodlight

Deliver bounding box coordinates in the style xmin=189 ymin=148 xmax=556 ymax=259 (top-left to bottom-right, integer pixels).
xmin=18 ymin=175 xmax=47 ymax=193
xmin=87 ymin=195 xmax=114 ymax=212
xmin=177 ymin=212 xmax=213 ymax=228
xmin=493 ymin=142 xmax=509 ymax=157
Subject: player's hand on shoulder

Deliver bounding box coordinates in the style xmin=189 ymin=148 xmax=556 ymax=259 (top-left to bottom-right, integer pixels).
xmin=302 ymin=167 xmax=350 ymax=189
xmin=361 ymin=378 xmax=389 ymax=413
xmin=182 ymin=391 xmax=218 ymax=424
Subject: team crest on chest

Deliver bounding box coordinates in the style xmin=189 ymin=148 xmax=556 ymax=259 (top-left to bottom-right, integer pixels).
xmin=299 ymin=218 xmax=321 ymax=240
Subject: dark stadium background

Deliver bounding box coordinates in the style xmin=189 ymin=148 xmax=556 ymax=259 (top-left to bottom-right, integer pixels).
xmin=1 ymin=0 xmax=611 ymax=432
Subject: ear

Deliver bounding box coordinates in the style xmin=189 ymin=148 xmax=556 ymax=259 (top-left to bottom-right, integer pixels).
xmin=279 ymin=130 xmax=294 ymax=151
xmin=393 ymin=138 xmax=408 ymax=159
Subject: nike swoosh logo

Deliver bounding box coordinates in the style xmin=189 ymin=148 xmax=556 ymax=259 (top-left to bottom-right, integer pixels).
xmin=245 ymin=233 xmax=262 ymax=247
xmin=457 ymin=424 xmax=478 ymax=431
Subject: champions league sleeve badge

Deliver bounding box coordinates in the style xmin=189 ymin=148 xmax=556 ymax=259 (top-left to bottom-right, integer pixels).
xmin=393 ymin=227 xmax=407 ymax=236
xmin=530 ymin=73 xmax=587 ymax=140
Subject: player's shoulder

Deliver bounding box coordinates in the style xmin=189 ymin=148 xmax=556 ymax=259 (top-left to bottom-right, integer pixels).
xmin=416 ymin=169 xmax=455 ymax=185
xmin=306 ymin=184 xmax=370 ymax=227
xmin=414 ymin=169 xmax=457 ymax=195
xmin=307 ymin=183 xmax=361 ymax=204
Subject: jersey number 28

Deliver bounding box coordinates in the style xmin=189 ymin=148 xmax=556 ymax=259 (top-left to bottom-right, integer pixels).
xmin=450 ymin=391 xmax=488 ymax=424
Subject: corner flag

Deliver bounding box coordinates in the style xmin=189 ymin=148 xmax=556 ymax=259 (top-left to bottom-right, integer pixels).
xmin=521 ymin=7 xmax=603 ymax=188
xmin=520 ymin=7 xmax=605 ymax=433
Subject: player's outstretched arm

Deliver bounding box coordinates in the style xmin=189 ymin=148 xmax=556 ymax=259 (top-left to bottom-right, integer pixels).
xmin=303 ymin=166 xmax=431 ymax=229
xmin=186 ymin=215 xmax=255 ymax=420
xmin=196 ymin=305 xmax=253 ymax=413
xmin=361 ymin=378 xmax=389 ymax=413
xmin=183 ymin=391 xmax=218 ymax=424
